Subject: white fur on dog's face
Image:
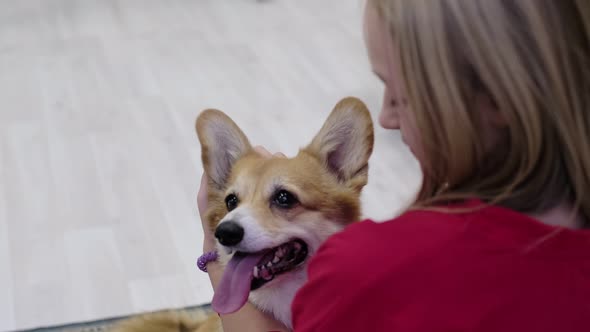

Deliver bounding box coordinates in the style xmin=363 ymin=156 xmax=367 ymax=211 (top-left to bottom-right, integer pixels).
xmin=217 ymin=167 xmax=346 ymax=256
xmin=218 ymin=208 xmax=342 ymax=256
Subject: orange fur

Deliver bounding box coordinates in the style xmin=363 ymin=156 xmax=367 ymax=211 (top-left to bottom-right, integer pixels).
xmin=112 ymin=310 xmax=220 ymax=332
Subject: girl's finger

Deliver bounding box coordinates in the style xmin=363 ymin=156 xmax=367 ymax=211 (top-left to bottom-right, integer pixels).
xmin=197 ymin=172 xmax=208 ymax=220
xmin=253 ymin=145 xmax=273 ymax=158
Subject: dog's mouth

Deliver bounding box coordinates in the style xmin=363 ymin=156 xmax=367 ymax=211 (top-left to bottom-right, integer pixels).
xmin=250 ymin=239 xmax=308 ymax=291
xmin=211 ymin=239 xmax=308 ymax=315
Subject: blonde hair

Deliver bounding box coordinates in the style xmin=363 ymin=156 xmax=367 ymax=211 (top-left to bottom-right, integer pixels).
xmin=370 ymin=0 xmax=590 ymax=224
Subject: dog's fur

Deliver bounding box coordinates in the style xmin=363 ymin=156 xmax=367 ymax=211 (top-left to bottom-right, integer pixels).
xmin=111 ymin=310 xmax=220 ymax=332
xmin=113 ymin=97 xmax=373 ymax=331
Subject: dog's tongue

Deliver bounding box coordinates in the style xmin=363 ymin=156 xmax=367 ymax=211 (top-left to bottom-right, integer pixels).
xmin=212 ymin=252 xmax=265 ymax=314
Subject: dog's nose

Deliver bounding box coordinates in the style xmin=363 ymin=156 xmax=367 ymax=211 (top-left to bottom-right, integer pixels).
xmin=214 ymin=221 xmax=244 ymax=246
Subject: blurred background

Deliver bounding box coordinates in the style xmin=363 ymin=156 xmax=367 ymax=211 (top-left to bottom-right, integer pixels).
xmin=0 ymin=0 xmax=420 ymax=330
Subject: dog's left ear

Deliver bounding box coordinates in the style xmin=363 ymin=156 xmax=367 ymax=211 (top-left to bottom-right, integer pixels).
xmin=305 ymin=97 xmax=374 ymax=191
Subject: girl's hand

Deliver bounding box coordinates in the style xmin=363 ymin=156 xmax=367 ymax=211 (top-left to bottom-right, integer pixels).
xmin=197 ymin=172 xmax=217 ymax=253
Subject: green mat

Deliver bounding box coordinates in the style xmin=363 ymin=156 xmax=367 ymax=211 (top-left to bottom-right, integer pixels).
xmin=17 ymin=305 xmax=212 ymax=332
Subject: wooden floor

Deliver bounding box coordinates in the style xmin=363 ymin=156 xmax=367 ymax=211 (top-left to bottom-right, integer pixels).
xmin=0 ymin=0 xmax=421 ymax=330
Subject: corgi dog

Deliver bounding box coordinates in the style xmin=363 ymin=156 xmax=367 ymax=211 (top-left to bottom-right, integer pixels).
xmin=198 ymin=97 xmax=373 ymax=329
xmin=112 ymin=97 xmax=373 ymax=332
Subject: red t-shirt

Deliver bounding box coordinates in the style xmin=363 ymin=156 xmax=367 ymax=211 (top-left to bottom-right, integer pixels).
xmin=292 ymin=200 xmax=590 ymax=331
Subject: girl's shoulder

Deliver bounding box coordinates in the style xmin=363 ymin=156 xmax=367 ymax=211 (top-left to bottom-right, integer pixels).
xmin=321 ymin=198 xmax=590 ymax=268
xmin=324 ymin=200 xmax=483 ymax=256
xmin=315 ymin=207 xmax=469 ymax=271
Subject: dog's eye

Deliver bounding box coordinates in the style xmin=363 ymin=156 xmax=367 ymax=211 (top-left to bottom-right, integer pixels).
xmin=272 ymin=190 xmax=299 ymax=209
xmin=225 ymin=194 xmax=239 ymax=211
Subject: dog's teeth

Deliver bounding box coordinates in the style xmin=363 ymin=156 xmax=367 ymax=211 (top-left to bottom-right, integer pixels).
xmin=266 ymin=261 xmax=273 ymax=268
xmin=272 ymin=255 xmax=281 ymax=264
xmin=253 ymin=266 xmax=259 ymax=278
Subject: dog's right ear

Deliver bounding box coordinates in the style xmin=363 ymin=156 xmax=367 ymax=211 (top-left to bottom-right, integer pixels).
xmin=196 ymin=109 xmax=251 ymax=190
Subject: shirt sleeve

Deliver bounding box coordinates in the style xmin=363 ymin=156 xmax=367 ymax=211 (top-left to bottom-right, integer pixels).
xmin=291 ymin=221 xmax=384 ymax=332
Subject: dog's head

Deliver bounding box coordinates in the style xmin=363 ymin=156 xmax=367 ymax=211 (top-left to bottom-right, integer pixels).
xmin=196 ymin=97 xmax=374 ymax=318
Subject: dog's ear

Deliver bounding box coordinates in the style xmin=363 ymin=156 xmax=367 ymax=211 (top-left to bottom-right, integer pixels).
xmin=305 ymin=97 xmax=374 ymax=191
xmin=196 ymin=109 xmax=251 ymax=190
